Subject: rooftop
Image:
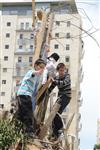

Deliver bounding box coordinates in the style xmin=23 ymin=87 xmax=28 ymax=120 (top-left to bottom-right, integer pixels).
xmin=0 ymin=0 xmax=78 ymax=13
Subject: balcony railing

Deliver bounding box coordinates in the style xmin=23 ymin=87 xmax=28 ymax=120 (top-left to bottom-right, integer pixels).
xmin=16 ymin=27 xmax=33 ymax=32
xmin=79 ymin=72 xmax=84 ymax=83
xmin=15 ymin=49 xmax=34 ymax=54
xmin=13 ymin=62 xmax=32 ymax=77
xmin=17 ymin=39 xmax=34 ymax=45
xmin=16 ymin=62 xmax=32 ymax=68
xmin=78 ymin=123 xmax=82 ymax=132
xmin=78 ymin=113 xmax=81 ymax=121
xmin=78 ymin=98 xmax=83 ymax=107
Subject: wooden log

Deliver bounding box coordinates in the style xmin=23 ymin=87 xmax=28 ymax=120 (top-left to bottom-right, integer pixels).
xmin=38 ymin=102 xmax=60 ymax=140
xmin=36 ymin=79 xmax=51 ymax=103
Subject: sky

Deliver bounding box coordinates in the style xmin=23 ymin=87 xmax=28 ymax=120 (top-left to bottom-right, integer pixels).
xmin=76 ymin=0 xmax=100 ymax=149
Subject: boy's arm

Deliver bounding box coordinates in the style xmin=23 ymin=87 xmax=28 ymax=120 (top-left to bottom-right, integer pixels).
xmin=48 ymin=80 xmax=57 ymax=94
xmin=42 ymin=68 xmax=48 ymax=85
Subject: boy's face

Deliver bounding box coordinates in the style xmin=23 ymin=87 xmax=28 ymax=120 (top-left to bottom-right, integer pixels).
xmin=35 ymin=63 xmax=45 ymax=71
xmin=58 ymin=67 xmax=65 ymax=77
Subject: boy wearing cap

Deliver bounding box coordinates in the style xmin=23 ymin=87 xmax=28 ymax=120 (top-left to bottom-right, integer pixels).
xmin=42 ymin=53 xmax=60 ymax=85
xmin=16 ymin=58 xmax=46 ymax=137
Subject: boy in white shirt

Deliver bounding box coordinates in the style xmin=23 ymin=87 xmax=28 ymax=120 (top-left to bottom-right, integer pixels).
xmin=42 ymin=53 xmax=60 ymax=85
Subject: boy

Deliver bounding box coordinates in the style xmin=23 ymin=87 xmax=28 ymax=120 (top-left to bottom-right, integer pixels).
xmin=48 ymin=63 xmax=71 ymax=139
xmin=42 ymin=53 xmax=60 ymax=85
xmin=16 ymin=58 xmax=46 ymax=137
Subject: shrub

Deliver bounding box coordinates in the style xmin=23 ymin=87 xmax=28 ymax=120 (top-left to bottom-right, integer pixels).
xmin=0 ymin=119 xmax=23 ymax=149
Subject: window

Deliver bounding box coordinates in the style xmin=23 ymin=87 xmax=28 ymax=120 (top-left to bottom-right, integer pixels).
xmin=30 ymin=33 xmax=34 ymax=39
xmin=5 ymin=45 xmax=9 ymax=49
xmin=56 ymin=21 xmax=60 ymax=26
xmin=3 ymin=68 xmax=7 ymax=72
xmin=7 ymin=22 xmax=11 ymax=26
xmin=4 ymin=56 xmax=8 ymax=61
xmin=2 ymin=80 xmax=6 ymax=84
xmin=55 ymin=33 xmax=59 ymax=38
xmin=66 ymin=33 xmax=70 ymax=39
xmin=25 ymin=22 xmax=29 ymax=29
xmin=54 ymin=44 xmax=59 ymax=49
xmin=19 ymin=34 xmax=23 ymax=39
xmin=29 ymin=57 xmax=32 ymax=63
xmin=18 ymin=57 xmax=22 ymax=62
xmin=1 ymin=92 xmax=5 ymax=96
xmin=6 ymin=33 xmax=10 ymax=38
xmin=67 ymin=21 xmax=70 ymax=27
xmin=0 ymin=104 xmax=4 ymax=108
xmin=66 ymin=44 xmax=70 ymax=50
xmin=65 ymin=56 xmax=70 ymax=62
xmin=20 ymin=23 xmax=24 ymax=29
xmin=19 ymin=45 xmax=23 ymax=49
xmin=30 ymin=45 xmax=33 ymax=49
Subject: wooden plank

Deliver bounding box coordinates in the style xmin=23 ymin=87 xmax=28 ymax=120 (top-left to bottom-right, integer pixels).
xmin=64 ymin=113 xmax=75 ymax=150
xmin=36 ymin=79 xmax=51 ymax=103
xmin=34 ymin=93 xmax=49 ymax=125
xmin=38 ymin=102 xmax=60 ymax=140
xmin=66 ymin=113 xmax=75 ymax=132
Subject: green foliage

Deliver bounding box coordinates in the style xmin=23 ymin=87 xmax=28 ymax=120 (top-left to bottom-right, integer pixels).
xmin=0 ymin=119 xmax=24 ymax=149
xmin=94 ymin=144 xmax=100 ymax=150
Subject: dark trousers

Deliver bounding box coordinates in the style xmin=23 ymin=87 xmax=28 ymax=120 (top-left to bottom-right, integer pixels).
xmin=57 ymin=94 xmax=71 ymax=114
xmin=52 ymin=94 xmax=71 ymax=138
xmin=15 ymin=95 xmax=34 ymax=133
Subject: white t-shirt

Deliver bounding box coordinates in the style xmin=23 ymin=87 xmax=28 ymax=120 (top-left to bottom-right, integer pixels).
xmin=42 ymin=58 xmax=56 ymax=84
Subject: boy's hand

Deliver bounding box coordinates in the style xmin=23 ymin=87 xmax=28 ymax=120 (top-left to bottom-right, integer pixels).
xmin=48 ymin=76 xmax=54 ymax=82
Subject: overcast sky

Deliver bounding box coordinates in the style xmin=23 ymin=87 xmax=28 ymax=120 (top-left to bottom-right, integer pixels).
xmin=76 ymin=0 xmax=100 ymax=149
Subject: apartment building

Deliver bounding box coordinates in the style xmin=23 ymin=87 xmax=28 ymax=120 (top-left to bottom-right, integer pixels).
xmin=97 ymin=119 xmax=100 ymax=144
xmin=0 ymin=0 xmax=84 ymax=149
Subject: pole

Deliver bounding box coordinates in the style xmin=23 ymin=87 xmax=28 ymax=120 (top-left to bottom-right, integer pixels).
xmin=32 ymin=0 xmax=35 ymax=27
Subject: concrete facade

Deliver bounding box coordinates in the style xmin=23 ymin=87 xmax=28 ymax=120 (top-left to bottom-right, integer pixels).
xmin=97 ymin=119 xmax=100 ymax=144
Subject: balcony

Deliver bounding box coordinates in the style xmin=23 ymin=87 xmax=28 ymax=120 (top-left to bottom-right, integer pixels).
xmin=13 ymin=71 xmax=25 ymax=77
xmin=78 ymin=113 xmax=81 ymax=121
xmin=13 ymin=62 xmax=32 ymax=77
xmin=79 ymin=65 xmax=83 ymax=75
xmin=16 ymin=27 xmax=33 ymax=32
xmin=78 ymin=90 xmax=82 ymax=99
xmin=17 ymin=39 xmax=34 ymax=45
xmin=78 ymin=98 xmax=83 ymax=107
xmin=15 ymin=48 xmax=34 ymax=55
xmin=78 ymin=123 xmax=82 ymax=132
xmin=81 ymin=40 xmax=84 ymax=49
xmin=79 ymin=72 xmax=84 ymax=83
xmin=16 ymin=62 xmax=31 ymax=68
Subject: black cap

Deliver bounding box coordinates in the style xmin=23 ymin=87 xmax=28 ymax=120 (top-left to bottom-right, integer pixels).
xmin=48 ymin=53 xmax=60 ymax=62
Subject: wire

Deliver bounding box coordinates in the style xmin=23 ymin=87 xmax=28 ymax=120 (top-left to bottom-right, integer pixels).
xmin=78 ymin=7 xmax=97 ymax=30
xmin=71 ymin=22 xmax=100 ymax=48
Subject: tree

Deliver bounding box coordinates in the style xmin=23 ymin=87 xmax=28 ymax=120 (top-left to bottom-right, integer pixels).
xmin=94 ymin=144 xmax=100 ymax=150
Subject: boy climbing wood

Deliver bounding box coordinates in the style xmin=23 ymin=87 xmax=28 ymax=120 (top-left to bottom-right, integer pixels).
xmin=48 ymin=63 xmax=72 ymax=139
xmin=15 ymin=58 xmax=46 ymax=138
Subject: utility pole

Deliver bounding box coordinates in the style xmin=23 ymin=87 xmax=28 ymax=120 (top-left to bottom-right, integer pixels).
xmin=33 ymin=11 xmax=47 ymax=63
xmin=32 ymin=0 xmax=35 ymax=27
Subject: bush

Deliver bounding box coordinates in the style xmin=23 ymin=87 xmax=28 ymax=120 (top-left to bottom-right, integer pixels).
xmin=0 ymin=119 xmax=23 ymax=149
xmin=94 ymin=144 xmax=100 ymax=150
